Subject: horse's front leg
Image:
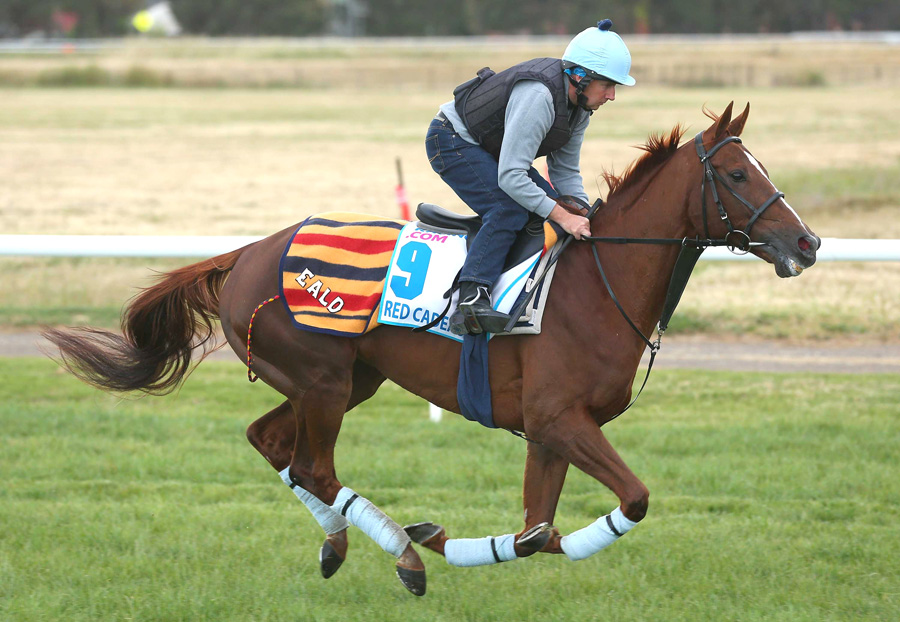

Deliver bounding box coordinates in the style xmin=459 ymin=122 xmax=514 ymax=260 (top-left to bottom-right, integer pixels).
xmin=516 ymin=440 xmax=569 ymax=555
xmin=535 ymin=406 xmax=650 ymax=561
xmin=404 ymin=439 xmax=567 ymax=566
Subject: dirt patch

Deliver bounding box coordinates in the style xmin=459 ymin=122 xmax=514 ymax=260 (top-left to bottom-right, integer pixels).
xmin=10 ymin=331 xmax=899 ymax=375
xmin=639 ymin=335 xmax=900 ymax=374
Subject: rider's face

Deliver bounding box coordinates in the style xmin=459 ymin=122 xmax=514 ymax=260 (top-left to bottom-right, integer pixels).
xmin=580 ymin=79 xmax=616 ymax=109
xmin=569 ymin=77 xmax=617 ymax=110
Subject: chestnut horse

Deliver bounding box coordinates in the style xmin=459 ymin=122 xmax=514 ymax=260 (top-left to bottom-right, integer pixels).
xmin=46 ymin=103 xmax=819 ymax=596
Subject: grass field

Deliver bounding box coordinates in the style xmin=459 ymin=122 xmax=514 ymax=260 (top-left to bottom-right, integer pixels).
xmin=2 ymin=358 xmax=898 ymax=621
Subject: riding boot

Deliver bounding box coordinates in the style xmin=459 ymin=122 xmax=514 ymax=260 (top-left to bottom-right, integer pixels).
xmin=449 ymin=281 xmax=512 ymax=336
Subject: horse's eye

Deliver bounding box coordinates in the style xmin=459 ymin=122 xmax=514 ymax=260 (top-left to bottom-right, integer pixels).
xmin=729 ymin=170 xmax=746 ymax=182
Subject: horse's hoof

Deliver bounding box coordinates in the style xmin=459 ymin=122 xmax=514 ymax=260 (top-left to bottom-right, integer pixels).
xmin=319 ymin=539 xmax=344 ymax=579
xmin=516 ymin=522 xmax=552 ymax=556
xmin=396 ymin=565 xmax=426 ymax=596
xmin=404 ymin=522 xmax=444 ymax=545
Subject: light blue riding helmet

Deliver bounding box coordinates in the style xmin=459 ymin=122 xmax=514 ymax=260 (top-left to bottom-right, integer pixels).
xmin=563 ymin=19 xmax=635 ymax=86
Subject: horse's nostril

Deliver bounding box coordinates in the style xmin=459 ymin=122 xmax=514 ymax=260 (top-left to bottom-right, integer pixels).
xmin=798 ymin=237 xmax=811 ymax=252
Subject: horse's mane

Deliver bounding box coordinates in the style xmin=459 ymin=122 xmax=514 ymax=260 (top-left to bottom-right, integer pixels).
xmin=602 ymin=123 xmax=688 ymax=200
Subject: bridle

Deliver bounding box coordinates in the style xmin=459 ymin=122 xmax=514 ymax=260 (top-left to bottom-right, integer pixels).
xmin=694 ymin=133 xmax=785 ymax=254
xmin=520 ymin=132 xmax=787 ymax=432
xmin=503 ymin=131 xmax=789 ymax=440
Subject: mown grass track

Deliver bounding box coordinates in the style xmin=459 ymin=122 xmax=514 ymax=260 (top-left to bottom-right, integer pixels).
xmin=2 ymin=358 xmax=898 ymax=621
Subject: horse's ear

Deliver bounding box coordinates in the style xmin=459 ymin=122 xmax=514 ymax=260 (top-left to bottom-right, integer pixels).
xmin=727 ymin=102 xmax=750 ymax=137
xmin=714 ymin=101 xmax=734 ymax=138
xmin=702 ymin=101 xmax=734 ymax=144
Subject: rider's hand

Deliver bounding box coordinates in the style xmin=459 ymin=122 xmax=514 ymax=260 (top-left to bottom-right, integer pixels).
xmin=549 ymin=203 xmax=591 ymax=240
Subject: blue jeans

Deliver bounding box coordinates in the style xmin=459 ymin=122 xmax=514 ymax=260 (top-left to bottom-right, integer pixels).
xmin=425 ymin=116 xmax=558 ymax=288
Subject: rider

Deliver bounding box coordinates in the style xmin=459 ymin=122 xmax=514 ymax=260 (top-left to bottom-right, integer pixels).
xmin=426 ymin=19 xmax=635 ymax=336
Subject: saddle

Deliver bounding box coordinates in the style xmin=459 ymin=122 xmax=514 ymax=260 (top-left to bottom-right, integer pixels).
xmin=415 ymin=203 xmax=563 ymax=273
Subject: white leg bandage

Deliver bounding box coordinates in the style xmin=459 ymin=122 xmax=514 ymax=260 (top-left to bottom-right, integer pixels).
xmin=444 ymin=534 xmax=518 ymax=567
xmin=279 ymin=467 xmax=348 ymax=535
xmin=560 ymin=507 xmax=639 ymax=561
xmin=330 ymin=487 xmax=411 ymax=558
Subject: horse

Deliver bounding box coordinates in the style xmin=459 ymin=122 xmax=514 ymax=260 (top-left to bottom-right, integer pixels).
xmin=45 ymin=102 xmax=819 ymax=596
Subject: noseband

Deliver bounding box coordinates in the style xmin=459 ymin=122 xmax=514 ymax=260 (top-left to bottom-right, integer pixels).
xmin=694 ymin=132 xmax=785 ymax=254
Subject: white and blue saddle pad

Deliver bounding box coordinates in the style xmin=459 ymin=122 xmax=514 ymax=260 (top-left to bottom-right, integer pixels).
xmin=378 ymin=221 xmax=561 ymax=341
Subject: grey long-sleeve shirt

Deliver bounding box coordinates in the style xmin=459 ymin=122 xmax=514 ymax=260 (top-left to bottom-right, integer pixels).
xmin=439 ymin=79 xmax=591 ymax=218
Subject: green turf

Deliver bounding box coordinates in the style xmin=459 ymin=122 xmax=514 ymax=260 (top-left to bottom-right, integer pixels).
xmin=1 ymin=358 xmax=898 ymax=621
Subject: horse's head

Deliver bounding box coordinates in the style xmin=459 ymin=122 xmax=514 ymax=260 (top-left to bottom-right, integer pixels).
xmin=696 ymin=102 xmax=819 ymax=277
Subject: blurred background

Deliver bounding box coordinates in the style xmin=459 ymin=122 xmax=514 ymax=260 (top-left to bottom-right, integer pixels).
xmin=1 ymin=0 xmax=899 ymax=37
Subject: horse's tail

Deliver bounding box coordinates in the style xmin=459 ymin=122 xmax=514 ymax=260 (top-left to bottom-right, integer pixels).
xmin=43 ymin=246 xmax=248 ymax=395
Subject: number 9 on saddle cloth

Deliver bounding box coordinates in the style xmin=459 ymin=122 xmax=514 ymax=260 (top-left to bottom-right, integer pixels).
xmin=378 ymin=203 xmax=566 ymax=342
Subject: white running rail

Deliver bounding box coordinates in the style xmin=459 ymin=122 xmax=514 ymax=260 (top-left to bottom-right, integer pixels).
xmin=0 ymin=235 xmax=898 ymax=261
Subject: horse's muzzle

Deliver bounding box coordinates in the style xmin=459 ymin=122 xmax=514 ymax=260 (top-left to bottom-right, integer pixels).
xmin=753 ymin=231 xmax=819 ymax=278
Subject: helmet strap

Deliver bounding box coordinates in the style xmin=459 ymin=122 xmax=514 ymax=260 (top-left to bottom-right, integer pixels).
xmin=566 ymin=72 xmax=594 ymax=113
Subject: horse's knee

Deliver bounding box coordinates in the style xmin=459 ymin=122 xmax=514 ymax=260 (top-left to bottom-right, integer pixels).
xmin=622 ymin=483 xmax=650 ymax=523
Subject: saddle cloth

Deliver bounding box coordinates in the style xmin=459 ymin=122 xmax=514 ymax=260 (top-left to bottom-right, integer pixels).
xmin=378 ymin=220 xmax=562 ymax=341
xmin=279 ymin=211 xmax=563 ymax=338
xmin=280 ymin=213 xmax=405 ymax=336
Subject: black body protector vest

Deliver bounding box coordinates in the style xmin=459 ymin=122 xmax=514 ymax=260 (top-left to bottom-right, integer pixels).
xmin=453 ymin=57 xmax=579 ymax=160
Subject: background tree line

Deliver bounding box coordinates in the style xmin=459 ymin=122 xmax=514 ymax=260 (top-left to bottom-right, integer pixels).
xmin=1 ymin=0 xmax=897 ymax=38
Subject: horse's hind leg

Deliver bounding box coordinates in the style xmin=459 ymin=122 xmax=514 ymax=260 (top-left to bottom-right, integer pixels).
xmin=226 ymin=287 xmax=422 ymax=592
xmin=291 ymin=369 xmax=426 ymax=596
xmin=245 ymin=400 xmax=297 ymax=470
xmin=249 ymin=333 xmax=424 ymax=595
xmin=246 ymin=360 xmax=388 ymax=579
xmin=246 ymin=399 xmax=350 ymax=578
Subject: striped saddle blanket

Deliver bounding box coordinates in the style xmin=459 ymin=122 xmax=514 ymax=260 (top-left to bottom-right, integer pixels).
xmin=279 ymin=213 xmax=406 ymax=336
xmin=279 ymin=211 xmax=562 ymax=338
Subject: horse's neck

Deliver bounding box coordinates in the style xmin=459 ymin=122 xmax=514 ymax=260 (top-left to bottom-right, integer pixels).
xmin=584 ymin=153 xmax=699 ymax=338
xmin=602 ymin=151 xmax=697 ymax=241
